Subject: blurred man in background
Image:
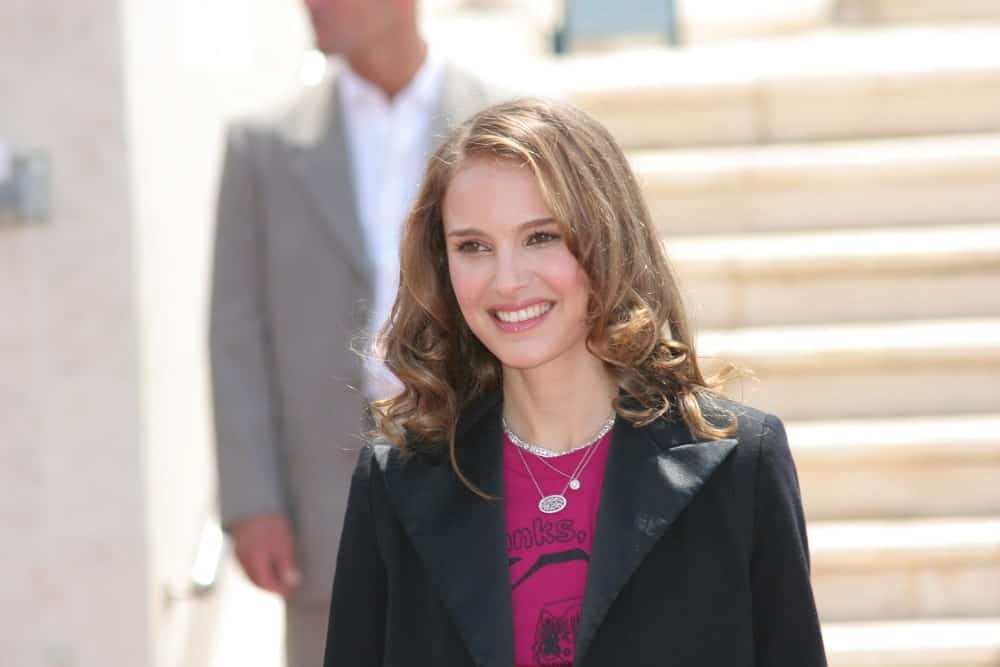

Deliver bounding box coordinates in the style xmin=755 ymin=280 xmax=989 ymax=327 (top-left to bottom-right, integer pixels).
xmin=209 ymin=1 xmax=507 ymax=664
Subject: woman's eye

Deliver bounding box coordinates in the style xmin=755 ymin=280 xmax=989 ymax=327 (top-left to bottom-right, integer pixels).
xmin=527 ymin=231 xmax=560 ymax=246
xmin=456 ymin=240 xmax=487 ymax=253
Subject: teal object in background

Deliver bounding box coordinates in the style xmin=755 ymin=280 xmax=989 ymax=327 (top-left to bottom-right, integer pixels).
xmin=553 ymin=0 xmax=679 ymax=53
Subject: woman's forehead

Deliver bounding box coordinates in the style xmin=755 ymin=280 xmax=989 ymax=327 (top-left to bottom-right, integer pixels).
xmin=442 ymin=159 xmax=552 ymax=230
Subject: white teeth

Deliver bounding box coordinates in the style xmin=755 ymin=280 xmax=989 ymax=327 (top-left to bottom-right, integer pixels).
xmin=495 ymin=302 xmax=552 ymax=323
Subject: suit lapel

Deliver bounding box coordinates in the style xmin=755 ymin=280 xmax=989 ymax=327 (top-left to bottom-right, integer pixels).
xmin=289 ymin=74 xmax=372 ymax=286
xmin=574 ymin=415 xmax=738 ymax=663
xmin=380 ymin=393 xmax=514 ymax=667
xmin=289 ymin=64 xmax=492 ymax=290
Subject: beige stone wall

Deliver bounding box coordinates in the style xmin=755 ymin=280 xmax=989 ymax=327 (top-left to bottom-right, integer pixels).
xmin=0 ymin=1 xmax=150 ymax=665
xmin=0 ymin=1 xmax=308 ymax=665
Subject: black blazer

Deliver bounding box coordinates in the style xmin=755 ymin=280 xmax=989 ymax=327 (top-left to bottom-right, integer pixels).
xmin=323 ymin=392 xmax=827 ymax=666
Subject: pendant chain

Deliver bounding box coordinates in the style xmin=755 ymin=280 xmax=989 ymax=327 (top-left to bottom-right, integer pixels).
xmin=504 ymin=414 xmax=614 ymax=514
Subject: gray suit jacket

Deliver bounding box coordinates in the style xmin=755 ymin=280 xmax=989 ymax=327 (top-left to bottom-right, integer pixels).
xmin=210 ymin=63 xmax=506 ymax=604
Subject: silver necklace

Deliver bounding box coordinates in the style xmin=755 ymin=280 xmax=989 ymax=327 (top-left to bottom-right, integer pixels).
xmin=535 ymin=454 xmax=587 ymax=490
xmin=505 ymin=416 xmax=614 ymax=514
xmin=502 ymin=413 xmax=616 ymax=458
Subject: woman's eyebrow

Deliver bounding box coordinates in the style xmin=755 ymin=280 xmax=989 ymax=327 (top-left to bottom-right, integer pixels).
xmin=445 ymin=217 xmax=556 ymax=238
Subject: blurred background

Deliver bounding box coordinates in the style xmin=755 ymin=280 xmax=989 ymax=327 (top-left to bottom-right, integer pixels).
xmin=2 ymin=0 xmax=999 ymax=665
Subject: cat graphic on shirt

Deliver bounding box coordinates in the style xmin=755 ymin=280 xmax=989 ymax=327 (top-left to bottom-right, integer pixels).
xmin=532 ymin=598 xmax=582 ymax=665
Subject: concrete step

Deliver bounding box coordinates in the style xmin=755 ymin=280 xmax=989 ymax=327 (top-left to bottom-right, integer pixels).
xmin=824 ymin=617 xmax=1000 ymax=667
xmin=788 ymin=415 xmax=1000 ymax=521
xmin=810 ymin=517 xmax=1000 ymax=621
xmin=631 ymin=134 xmax=1000 ymax=236
xmin=540 ymin=26 xmax=1000 ymax=149
xmin=677 ymin=0 xmax=832 ymax=44
xmin=670 ymin=223 xmax=1000 ymax=328
xmin=839 ymin=0 xmax=1000 ymax=23
xmin=698 ymin=318 xmax=1000 ymax=420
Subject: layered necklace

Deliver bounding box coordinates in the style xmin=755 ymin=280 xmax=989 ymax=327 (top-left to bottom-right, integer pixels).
xmin=503 ymin=413 xmax=616 ymax=514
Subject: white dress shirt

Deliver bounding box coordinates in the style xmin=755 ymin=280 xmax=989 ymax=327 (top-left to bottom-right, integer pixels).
xmin=339 ymin=52 xmax=446 ymax=401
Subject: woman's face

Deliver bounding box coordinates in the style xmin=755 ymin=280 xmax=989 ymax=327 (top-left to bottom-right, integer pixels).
xmin=442 ymin=158 xmax=592 ymax=372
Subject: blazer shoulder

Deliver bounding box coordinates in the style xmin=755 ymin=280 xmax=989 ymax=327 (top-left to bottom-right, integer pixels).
xmin=695 ymin=392 xmax=781 ymax=445
xmin=367 ymin=437 xmax=398 ymax=475
xmin=691 ymin=394 xmax=796 ymax=490
xmin=702 ymin=397 xmax=798 ymax=501
xmin=366 ymin=436 xmax=450 ymax=478
xmin=441 ymin=62 xmax=507 ymax=101
xmin=225 ymin=72 xmax=340 ymax=147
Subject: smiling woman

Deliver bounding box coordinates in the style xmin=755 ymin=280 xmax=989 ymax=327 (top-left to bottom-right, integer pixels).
xmin=374 ymin=98 xmax=736 ymax=459
xmin=323 ymin=98 xmax=828 ymax=667
xmin=444 ymin=159 xmax=593 ymax=372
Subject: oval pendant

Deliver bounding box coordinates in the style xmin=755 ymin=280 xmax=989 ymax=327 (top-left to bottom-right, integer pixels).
xmin=538 ymin=494 xmax=567 ymax=514
xmin=569 ymin=479 xmax=581 ymax=491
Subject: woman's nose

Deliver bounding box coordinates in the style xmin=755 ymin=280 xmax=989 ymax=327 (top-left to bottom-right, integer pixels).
xmin=493 ymin=247 xmax=530 ymax=294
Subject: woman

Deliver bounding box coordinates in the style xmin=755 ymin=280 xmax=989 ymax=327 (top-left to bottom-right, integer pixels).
xmin=323 ymin=98 xmax=827 ymax=667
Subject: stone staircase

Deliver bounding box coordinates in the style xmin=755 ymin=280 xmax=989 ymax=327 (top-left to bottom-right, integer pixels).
xmin=542 ymin=3 xmax=1000 ymax=665
xmin=838 ymin=0 xmax=1000 ymax=22
xmin=206 ymin=2 xmax=1000 ymax=663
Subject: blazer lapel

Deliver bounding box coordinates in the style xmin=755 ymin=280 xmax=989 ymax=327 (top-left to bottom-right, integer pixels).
xmin=289 ymin=74 xmax=372 ymax=286
xmin=380 ymin=393 xmax=514 ymax=667
xmin=574 ymin=415 xmax=738 ymax=663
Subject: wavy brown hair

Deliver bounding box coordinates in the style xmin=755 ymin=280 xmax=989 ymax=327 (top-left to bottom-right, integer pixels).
xmin=373 ymin=98 xmax=736 ymax=484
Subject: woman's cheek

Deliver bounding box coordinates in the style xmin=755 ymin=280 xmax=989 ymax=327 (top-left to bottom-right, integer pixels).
xmin=449 ymin=261 xmax=488 ymax=312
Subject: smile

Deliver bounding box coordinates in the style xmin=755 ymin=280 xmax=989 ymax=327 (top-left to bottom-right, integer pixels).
xmin=490 ymin=301 xmax=554 ymax=334
xmin=494 ymin=302 xmax=553 ymax=323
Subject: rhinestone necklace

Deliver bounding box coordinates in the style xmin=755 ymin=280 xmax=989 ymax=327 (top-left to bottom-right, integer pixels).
xmin=504 ymin=414 xmax=615 ymax=514
xmin=502 ymin=413 xmax=616 ymax=458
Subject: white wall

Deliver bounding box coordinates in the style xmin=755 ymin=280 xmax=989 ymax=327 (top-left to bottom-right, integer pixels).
xmin=0 ymin=1 xmax=309 ymax=665
xmin=118 ymin=1 xmax=308 ymax=664
xmin=0 ymin=1 xmax=151 ymax=665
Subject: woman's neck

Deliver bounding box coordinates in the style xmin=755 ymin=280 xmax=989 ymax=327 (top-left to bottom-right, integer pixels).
xmin=501 ymin=353 xmax=618 ymax=454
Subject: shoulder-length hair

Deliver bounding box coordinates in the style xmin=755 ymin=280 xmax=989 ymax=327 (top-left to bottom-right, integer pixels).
xmin=373 ymin=97 xmax=735 ymax=483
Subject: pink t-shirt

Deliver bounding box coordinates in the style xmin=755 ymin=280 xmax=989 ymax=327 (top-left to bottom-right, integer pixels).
xmin=503 ymin=430 xmax=613 ymax=667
